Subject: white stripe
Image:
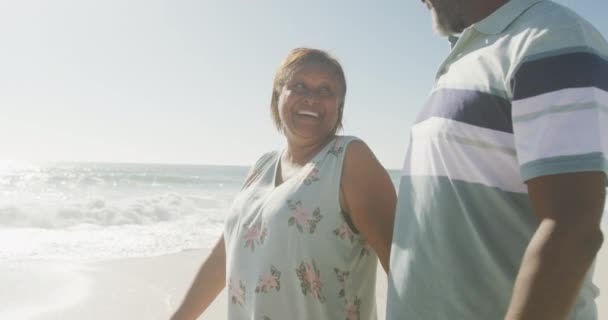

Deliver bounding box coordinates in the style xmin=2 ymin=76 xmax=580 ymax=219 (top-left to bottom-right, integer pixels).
xmin=514 ymin=106 xmax=607 ymax=164
xmin=512 ymin=87 xmax=608 ymax=118
xmin=402 ymin=117 xmax=526 ymax=193
xmin=410 ymin=117 xmax=515 ymax=150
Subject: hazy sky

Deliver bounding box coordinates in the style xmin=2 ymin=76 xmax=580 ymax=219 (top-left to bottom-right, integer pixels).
xmin=1 ymin=0 xmax=606 ymax=169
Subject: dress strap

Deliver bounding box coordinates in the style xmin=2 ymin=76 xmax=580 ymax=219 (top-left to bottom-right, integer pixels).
xmin=241 ymin=151 xmax=279 ymax=189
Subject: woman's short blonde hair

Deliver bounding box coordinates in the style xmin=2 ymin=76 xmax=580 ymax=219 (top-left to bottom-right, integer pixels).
xmin=270 ymin=48 xmax=347 ymax=132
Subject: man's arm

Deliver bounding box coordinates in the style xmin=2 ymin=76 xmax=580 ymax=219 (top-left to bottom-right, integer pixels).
xmin=505 ymin=172 xmax=605 ymax=320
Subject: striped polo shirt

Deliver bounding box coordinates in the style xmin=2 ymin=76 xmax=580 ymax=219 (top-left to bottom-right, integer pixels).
xmin=387 ymin=0 xmax=608 ymax=319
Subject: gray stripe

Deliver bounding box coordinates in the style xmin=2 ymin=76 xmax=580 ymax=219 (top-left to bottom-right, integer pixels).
xmin=389 ymin=176 xmax=535 ymax=318
xmin=388 ymin=175 xmax=599 ymax=319
xmin=520 ymin=152 xmax=608 ymax=182
xmin=512 ymin=102 xmax=608 ymax=123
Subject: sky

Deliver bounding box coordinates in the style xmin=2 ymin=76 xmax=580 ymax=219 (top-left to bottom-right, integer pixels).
xmin=1 ymin=0 xmax=606 ymax=169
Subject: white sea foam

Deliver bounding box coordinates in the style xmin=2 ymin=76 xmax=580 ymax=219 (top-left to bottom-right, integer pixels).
xmin=0 ymin=215 xmax=224 ymax=261
xmin=0 ymin=162 xmax=247 ymax=260
xmin=0 ymin=192 xmax=227 ymax=228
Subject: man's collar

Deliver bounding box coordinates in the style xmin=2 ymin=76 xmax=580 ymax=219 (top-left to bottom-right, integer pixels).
xmin=473 ymin=0 xmax=545 ymax=35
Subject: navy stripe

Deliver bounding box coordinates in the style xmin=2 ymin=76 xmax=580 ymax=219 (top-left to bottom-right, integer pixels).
xmin=416 ymin=89 xmax=513 ymax=133
xmin=512 ymin=52 xmax=608 ymax=100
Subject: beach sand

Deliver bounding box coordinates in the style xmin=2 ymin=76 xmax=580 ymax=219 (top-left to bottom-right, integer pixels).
xmin=0 ymin=244 xmax=606 ymax=319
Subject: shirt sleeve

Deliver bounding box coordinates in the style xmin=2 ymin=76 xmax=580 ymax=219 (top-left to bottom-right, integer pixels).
xmin=509 ymin=22 xmax=608 ymax=183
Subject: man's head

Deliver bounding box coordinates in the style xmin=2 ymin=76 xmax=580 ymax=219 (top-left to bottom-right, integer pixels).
xmin=421 ymin=0 xmax=509 ymax=36
xmin=422 ymin=0 xmax=467 ymax=36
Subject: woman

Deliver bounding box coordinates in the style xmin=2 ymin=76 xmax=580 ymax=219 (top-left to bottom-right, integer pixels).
xmin=171 ymin=48 xmax=396 ymax=320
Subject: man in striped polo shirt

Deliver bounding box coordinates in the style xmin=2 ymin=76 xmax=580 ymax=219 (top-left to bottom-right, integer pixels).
xmin=387 ymin=0 xmax=607 ymax=319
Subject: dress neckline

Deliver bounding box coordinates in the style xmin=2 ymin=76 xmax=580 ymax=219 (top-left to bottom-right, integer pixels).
xmin=272 ymin=136 xmax=339 ymax=188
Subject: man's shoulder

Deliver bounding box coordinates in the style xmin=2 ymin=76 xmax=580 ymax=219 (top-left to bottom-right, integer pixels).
xmin=513 ymin=1 xmax=589 ymax=30
xmin=504 ymin=1 xmax=608 ymax=63
xmin=513 ymin=1 xmax=604 ymax=43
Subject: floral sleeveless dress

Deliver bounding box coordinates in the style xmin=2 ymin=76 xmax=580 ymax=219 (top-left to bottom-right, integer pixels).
xmin=224 ymin=135 xmax=378 ymax=320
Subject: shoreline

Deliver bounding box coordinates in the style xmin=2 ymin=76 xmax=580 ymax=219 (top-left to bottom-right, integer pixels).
xmin=0 ymin=243 xmax=605 ymax=320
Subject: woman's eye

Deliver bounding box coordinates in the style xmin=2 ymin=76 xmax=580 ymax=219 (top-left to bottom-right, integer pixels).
xmin=319 ymin=87 xmax=332 ymax=96
xmin=293 ymin=83 xmax=306 ymax=92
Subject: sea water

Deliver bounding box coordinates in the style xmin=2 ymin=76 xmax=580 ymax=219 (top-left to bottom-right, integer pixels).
xmin=0 ymin=162 xmax=250 ymax=261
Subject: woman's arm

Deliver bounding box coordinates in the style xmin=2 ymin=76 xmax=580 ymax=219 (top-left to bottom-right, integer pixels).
xmin=170 ymin=236 xmax=226 ymax=320
xmin=340 ymin=140 xmax=397 ymax=272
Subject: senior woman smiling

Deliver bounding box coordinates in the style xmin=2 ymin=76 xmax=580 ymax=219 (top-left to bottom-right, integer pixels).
xmin=171 ymin=48 xmax=396 ymax=320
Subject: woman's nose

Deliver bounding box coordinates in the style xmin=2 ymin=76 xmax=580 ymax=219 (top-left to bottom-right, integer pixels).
xmin=303 ymin=91 xmax=319 ymax=105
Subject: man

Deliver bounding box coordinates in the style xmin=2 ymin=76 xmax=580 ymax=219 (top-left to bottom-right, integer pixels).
xmin=387 ymin=0 xmax=607 ymax=319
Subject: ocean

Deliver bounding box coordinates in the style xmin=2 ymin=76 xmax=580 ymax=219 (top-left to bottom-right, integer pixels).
xmin=0 ymin=162 xmax=250 ymax=261
xmin=0 ymin=162 xmax=604 ymax=261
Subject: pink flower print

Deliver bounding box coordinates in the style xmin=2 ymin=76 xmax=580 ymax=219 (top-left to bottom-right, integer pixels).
xmin=343 ymin=297 xmax=361 ymax=320
xmin=292 ymin=205 xmax=310 ymax=229
xmin=243 ymin=221 xmax=268 ymax=252
xmin=303 ymin=266 xmax=321 ymax=294
xmin=287 ymin=200 xmax=323 ymax=234
xmin=334 ymin=268 xmax=350 ymax=298
xmin=333 ymin=221 xmax=355 ymax=244
xmin=228 ymin=278 xmax=246 ymax=307
xmin=303 ymin=166 xmax=320 ymax=185
xmin=296 ymin=260 xmax=326 ymax=303
xmin=244 ymin=226 xmax=259 ymax=248
xmin=255 ymin=265 xmax=281 ymax=294
xmin=258 ymin=274 xmax=278 ymax=291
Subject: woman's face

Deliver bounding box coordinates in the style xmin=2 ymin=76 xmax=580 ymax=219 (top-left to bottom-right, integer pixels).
xmin=277 ymin=61 xmax=343 ymax=146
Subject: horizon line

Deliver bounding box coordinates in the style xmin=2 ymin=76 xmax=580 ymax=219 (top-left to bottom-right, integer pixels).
xmin=0 ymin=158 xmax=403 ymax=171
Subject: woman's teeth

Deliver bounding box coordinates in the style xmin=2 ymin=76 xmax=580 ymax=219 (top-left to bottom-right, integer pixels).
xmin=297 ymin=110 xmax=319 ymax=118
